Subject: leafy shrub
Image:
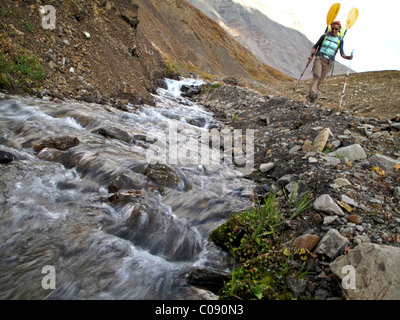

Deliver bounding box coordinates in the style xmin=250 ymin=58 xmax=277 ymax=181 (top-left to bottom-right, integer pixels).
xmin=209 ymin=191 xmax=313 ymax=300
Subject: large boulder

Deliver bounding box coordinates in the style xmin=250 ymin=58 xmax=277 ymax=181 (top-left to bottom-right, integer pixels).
xmin=328 ymin=144 xmax=367 ymax=161
xmin=330 ymin=243 xmax=400 ymax=300
xmin=369 ymin=154 xmax=400 ymax=176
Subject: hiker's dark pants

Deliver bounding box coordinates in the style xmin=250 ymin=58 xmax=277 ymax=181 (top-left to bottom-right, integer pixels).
xmin=309 ymin=56 xmax=333 ymax=98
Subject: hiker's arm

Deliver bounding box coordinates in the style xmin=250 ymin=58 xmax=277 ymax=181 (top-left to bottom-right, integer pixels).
xmin=339 ymin=41 xmax=353 ymax=60
xmin=309 ymin=35 xmax=325 ymax=61
xmin=308 ymin=48 xmax=317 ymax=62
xmin=341 ymin=53 xmax=353 ymax=60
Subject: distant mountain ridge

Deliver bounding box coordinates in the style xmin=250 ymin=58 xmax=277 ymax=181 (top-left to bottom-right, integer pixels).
xmin=187 ymin=0 xmax=350 ymax=79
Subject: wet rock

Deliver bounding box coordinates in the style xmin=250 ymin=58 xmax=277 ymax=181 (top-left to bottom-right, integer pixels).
xmin=315 ymin=228 xmax=349 ymax=259
xmin=93 ymin=127 xmax=132 ymax=143
xmin=108 ymin=171 xmax=146 ymax=193
xmin=32 ymin=136 xmax=80 ymax=151
xmin=144 ymin=163 xmax=190 ymax=191
xmin=181 ymin=85 xmax=202 ymax=98
xmin=313 ymin=194 xmax=345 ymax=217
xmin=187 ymin=116 xmax=206 ymax=127
xmin=187 ymin=267 xmax=231 ymax=290
xmin=0 ymin=150 xmax=16 ymax=164
xmin=330 ymin=243 xmax=400 ymax=300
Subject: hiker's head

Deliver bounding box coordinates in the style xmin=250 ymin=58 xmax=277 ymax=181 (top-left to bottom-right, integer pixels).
xmin=331 ymin=21 xmax=341 ymax=34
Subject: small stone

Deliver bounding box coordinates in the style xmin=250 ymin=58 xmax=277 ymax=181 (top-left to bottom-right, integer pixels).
xmin=394 ymin=187 xmax=400 ymax=201
xmin=333 ymin=178 xmax=351 ymax=188
xmin=337 ymin=201 xmax=353 ymax=213
xmin=312 ymin=214 xmax=323 ymax=225
xmin=353 ymin=234 xmax=369 ymax=245
xmin=348 ymin=214 xmax=362 ymax=225
xmin=289 ymin=145 xmax=302 ymax=154
xmin=312 ymin=128 xmax=332 ymax=153
xmin=356 ymin=225 xmax=364 ymax=233
xmin=341 ymin=195 xmax=358 ymax=207
xmin=291 ymin=234 xmax=320 ymax=251
xmin=260 ymin=162 xmax=274 ymax=173
xmin=340 ymin=227 xmax=354 ymax=237
xmin=324 ymin=215 xmax=338 ymax=225
xmin=313 ymin=194 xmax=345 ymax=217
xmin=302 ymin=140 xmax=314 ymax=152
xmin=315 ymin=228 xmax=349 ymax=259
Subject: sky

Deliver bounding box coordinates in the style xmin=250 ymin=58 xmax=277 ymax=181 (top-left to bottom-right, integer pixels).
xmin=233 ymin=0 xmax=400 ymax=73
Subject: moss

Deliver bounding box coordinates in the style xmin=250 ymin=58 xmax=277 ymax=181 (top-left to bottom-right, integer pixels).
xmin=0 ymin=30 xmax=45 ymax=89
xmin=209 ymin=192 xmax=313 ymax=300
xmin=163 ymin=58 xmax=180 ymax=79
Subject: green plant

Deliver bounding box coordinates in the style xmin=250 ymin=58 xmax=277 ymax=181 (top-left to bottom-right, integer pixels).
xmin=211 ymin=82 xmax=222 ymax=89
xmin=24 ymin=21 xmax=35 ymax=33
xmin=163 ymin=59 xmax=179 ymax=78
xmin=282 ymin=180 xmax=313 ymax=219
xmin=210 ymin=193 xmax=312 ymax=300
xmin=323 ymin=146 xmax=332 ymax=154
xmin=0 ymin=31 xmax=45 ymax=89
xmin=14 ymin=53 xmax=44 ymax=85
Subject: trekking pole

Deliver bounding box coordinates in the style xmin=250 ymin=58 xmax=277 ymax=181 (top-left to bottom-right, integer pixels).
xmin=339 ymin=50 xmax=354 ymax=111
xmin=293 ymin=60 xmax=311 ymax=92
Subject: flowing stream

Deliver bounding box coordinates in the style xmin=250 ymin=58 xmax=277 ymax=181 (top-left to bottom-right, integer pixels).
xmin=0 ymin=78 xmax=255 ymax=299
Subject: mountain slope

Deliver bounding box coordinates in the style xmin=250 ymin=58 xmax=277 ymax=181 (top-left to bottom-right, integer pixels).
xmin=136 ymin=0 xmax=292 ymax=83
xmin=0 ymin=0 xmax=291 ymax=105
xmin=187 ymin=0 xmax=350 ymax=79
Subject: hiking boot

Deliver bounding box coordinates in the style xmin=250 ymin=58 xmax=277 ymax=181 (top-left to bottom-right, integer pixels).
xmin=309 ymin=93 xmax=318 ymax=102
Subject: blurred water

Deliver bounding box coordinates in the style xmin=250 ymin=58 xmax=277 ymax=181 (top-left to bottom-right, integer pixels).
xmin=0 ymin=78 xmax=254 ymax=299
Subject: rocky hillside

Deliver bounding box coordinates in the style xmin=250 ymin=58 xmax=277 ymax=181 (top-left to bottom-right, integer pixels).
xmin=190 ymin=79 xmax=400 ymax=299
xmin=272 ymin=70 xmax=400 ymax=120
xmin=0 ymin=0 xmax=291 ymax=105
xmin=187 ymin=0 xmax=350 ymax=79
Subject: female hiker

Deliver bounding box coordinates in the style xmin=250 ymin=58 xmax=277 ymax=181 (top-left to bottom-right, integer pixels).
xmin=307 ymin=21 xmax=353 ymax=103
